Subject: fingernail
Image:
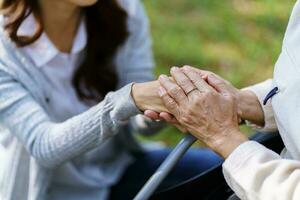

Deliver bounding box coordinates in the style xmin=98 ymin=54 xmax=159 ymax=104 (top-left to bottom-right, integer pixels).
xmin=171 ymin=66 xmax=179 ymax=72
xmin=159 ymin=75 xmax=168 ymax=80
xmin=182 ymin=66 xmax=190 ymax=72
xmin=207 ymin=74 xmax=214 ymax=80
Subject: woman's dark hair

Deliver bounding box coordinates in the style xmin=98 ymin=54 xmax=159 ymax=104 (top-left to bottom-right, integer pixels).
xmin=1 ymin=0 xmax=128 ymax=101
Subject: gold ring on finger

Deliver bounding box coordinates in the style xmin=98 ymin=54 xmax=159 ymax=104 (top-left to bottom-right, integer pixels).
xmin=187 ymin=88 xmax=198 ymax=96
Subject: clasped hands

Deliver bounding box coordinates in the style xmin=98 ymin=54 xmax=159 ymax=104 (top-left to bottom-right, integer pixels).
xmin=132 ymin=66 xmax=263 ymax=158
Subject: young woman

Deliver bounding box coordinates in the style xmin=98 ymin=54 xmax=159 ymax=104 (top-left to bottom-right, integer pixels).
xmin=0 ymin=0 xmax=222 ymax=199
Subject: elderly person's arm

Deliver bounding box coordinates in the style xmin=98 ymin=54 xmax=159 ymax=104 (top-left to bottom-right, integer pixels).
xmin=241 ymin=79 xmax=278 ymax=132
xmin=158 ymin=67 xmax=300 ymax=200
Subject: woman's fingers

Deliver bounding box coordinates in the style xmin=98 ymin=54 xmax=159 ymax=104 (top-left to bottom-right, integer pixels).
xmin=158 ymin=87 xmax=180 ymax=117
xmin=159 ymin=112 xmax=187 ymax=133
xmin=159 ymin=75 xmax=188 ymax=104
xmin=182 ymin=66 xmax=215 ymax=93
xmin=144 ymin=111 xmax=186 ymax=134
xmin=170 ymin=67 xmax=196 ymax=95
xmin=144 ymin=110 xmax=160 ymax=121
xmin=159 ymin=112 xmax=176 ymax=123
xmin=159 ymin=112 xmax=182 ymax=125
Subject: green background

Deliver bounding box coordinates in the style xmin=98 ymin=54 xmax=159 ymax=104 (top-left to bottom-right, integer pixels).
xmin=140 ymin=0 xmax=295 ymax=146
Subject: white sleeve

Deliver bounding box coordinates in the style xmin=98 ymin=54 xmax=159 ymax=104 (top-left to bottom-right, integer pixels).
xmin=223 ymin=141 xmax=300 ymax=200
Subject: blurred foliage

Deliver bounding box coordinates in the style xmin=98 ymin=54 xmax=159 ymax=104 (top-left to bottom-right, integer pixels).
xmin=139 ymin=0 xmax=295 ymax=147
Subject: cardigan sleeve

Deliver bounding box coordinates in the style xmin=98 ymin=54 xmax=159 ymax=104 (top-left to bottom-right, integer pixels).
xmin=223 ymin=141 xmax=300 ymax=200
xmin=0 ymin=70 xmax=140 ymax=169
xmin=242 ymin=79 xmax=278 ymax=133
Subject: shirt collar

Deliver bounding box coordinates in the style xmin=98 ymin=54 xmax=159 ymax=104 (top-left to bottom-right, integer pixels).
xmin=18 ymin=14 xmax=87 ymax=67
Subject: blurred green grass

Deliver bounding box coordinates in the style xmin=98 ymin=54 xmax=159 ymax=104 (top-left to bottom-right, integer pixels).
xmin=139 ymin=0 xmax=295 ymax=146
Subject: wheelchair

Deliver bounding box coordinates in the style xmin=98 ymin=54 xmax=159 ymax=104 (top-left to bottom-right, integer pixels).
xmin=150 ymin=132 xmax=284 ymax=200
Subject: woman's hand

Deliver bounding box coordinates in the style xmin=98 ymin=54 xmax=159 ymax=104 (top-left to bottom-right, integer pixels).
xmin=132 ymin=81 xmax=188 ymax=132
xmin=132 ymin=81 xmax=168 ymax=113
xmin=158 ymin=67 xmax=248 ymax=158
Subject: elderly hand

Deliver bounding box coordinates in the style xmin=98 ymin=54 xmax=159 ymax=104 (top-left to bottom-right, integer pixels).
xmin=183 ymin=66 xmax=264 ymax=126
xmin=158 ymin=66 xmax=248 ymax=158
xmin=147 ymin=66 xmax=264 ymax=128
